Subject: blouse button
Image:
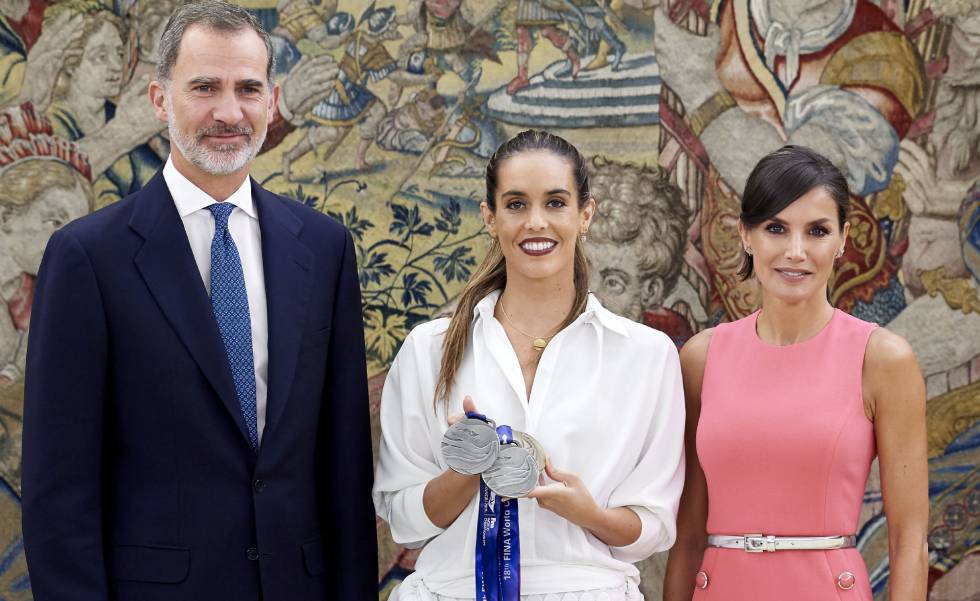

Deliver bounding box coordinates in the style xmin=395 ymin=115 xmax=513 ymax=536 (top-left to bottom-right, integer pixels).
xmin=837 ymin=571 xmax=855 ymax=591
xmin=695 ymin=570 xmax=709 ymax=589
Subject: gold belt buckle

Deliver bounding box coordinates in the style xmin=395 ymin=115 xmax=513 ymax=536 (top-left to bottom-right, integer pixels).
xmin=744 ymin=534 xmax=777 ymax=552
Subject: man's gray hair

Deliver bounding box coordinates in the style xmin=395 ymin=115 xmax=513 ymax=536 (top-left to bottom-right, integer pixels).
xmin=156 ymin=0 xmax=276 ymax=85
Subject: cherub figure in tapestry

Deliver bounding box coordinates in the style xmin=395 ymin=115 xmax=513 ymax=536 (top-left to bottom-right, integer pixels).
xmin=587 ymin=158 xmax=705 ymax=347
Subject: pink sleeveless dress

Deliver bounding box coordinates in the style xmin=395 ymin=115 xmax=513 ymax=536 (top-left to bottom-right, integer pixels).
xmin=695 ymin=309 xmax=877 ymax=600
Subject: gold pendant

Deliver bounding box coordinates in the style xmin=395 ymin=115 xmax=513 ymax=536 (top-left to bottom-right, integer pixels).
xmin=532 ymin=338 xmax=548 ymax=352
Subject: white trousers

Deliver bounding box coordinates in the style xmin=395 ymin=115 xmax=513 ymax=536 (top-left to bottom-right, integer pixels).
xmin=391 ymin=575 xmax=643 ymax=601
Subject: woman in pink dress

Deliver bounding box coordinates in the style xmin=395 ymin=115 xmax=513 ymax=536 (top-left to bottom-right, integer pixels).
xmin=663 ymin=146 xmax=929 ymax=601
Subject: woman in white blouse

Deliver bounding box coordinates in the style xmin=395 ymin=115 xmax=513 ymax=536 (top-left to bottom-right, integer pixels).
xmin=374 ymin=130 xmax=686 ymax=601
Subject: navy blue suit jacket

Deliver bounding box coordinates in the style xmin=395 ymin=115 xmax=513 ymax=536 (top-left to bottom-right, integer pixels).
xmin=22 ymin=171 xmax=377 ymax=600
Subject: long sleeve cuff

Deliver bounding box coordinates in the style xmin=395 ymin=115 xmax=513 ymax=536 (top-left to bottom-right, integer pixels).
xmin=609 ymin=505 xmax=672 ymax=563
xmin=384 ymin=482 xmax=445 ymax=548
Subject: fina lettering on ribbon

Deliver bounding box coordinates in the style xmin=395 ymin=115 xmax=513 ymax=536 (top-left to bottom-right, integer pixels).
xmin=474 ymin=426 xmax=522 ymax=601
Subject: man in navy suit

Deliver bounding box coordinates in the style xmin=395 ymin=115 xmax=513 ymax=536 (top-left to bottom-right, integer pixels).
xmin=21 ymin=2 xmax=377 ymax=599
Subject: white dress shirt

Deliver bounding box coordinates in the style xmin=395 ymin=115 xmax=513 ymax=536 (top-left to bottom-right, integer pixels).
xmin=163 ymin=157 xmax=269 ymax=443
xmin=374 ymin=291 xmax=686 ymax=599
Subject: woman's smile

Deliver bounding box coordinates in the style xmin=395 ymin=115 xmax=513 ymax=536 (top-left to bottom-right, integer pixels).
xmin=519 ymin=237 xmax=557 ymax=256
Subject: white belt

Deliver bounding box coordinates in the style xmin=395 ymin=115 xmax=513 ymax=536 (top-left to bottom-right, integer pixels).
xmin=707 ymin=534 xmax=857 ymax=552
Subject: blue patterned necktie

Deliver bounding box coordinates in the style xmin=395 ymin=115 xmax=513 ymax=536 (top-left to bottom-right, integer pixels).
xmin=207 ymin=202 xmax=258 ymax=450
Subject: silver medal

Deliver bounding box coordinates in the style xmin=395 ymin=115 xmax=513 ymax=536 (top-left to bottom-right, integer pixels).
xmin=512 ymin=431 xmax=545 ymax=470
xmin=441 ymin=417 xmax=499 ymax=475
xmin=483 ymin=431 xmax=544 ymax=498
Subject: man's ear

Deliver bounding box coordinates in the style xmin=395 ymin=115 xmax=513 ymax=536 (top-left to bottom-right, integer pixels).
xmin=148 ymin=80 xmax=169 ymax=124
xmin=269 ymin=81 xmax=281 ymax=120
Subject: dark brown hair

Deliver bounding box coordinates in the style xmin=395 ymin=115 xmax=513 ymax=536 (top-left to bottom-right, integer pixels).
xmin=434 ymin=130 xmax=592 ymax=405
xmin=739 ymin=145 xmax=850 ymax=279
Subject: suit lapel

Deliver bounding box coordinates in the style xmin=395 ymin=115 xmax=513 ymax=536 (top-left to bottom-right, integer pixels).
xmin=252 ymin=181 xmax=313 ymax=436
xmin=129 ymin=171 xmax=251 ymax=446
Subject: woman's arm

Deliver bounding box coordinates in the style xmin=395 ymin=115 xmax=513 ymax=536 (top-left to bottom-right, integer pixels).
xmin=422 ymin=396 xmax=483 ymax=528
xmin=528 ymin=335 xmax=687 ymax=555
xmin=422 ymin=469 xmax=481 ymax=528
xmin=663 ymin=328 xmax=713 ymax=601
xmin=374 ymin=327 xmax=467 ymax=545
xmin=865 ymin=329 xmax=929 ymax=601
xmin=527 ymin=461 xmax=643 ymax=547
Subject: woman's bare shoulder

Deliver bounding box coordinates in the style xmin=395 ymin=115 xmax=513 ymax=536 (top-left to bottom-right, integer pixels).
xmin=865 ymin=327 xmax=918 ymax=373
xmin=679 ymin=327 xmax=714 ymax=366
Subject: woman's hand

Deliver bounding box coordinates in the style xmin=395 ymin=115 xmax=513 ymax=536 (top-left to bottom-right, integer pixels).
xmin=447 ymin=395 xmax=480 ymax=426
xmin=422 ymin=395 xmax=482 ymax=528
xmin=527 ymin=460 xmax=601 ymax=526
xmin=528 ymin=460 xmax=641 ymax=547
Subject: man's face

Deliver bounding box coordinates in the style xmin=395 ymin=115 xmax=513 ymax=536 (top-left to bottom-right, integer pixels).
xmin=150 ymin=25 xmax=279 ymax=177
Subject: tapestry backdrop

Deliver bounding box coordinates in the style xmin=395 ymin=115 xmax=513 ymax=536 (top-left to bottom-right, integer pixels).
xmin=0 ymin=0 xmax=977 ymax=599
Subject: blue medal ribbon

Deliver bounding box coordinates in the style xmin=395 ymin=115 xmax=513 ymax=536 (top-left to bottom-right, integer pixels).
xmin=475 ymin=425 xmax=522 ymax=601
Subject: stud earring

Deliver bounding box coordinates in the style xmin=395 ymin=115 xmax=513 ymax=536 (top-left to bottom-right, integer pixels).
xmin=745 ymin=247 xmax=753 ymax=256
xmin=835 ymin=248 xmax=844 ymax=259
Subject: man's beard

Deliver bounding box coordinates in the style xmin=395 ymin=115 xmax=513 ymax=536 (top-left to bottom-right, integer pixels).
xmin=166 ymin=95 xmax=267 ymax=176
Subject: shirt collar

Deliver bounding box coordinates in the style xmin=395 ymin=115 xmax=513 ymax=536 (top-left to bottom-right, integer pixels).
xmin=583 ymin=293 xmax=630 ymax=338
xmin=473 ymin=289 xmax=629 ymax=338
xmin=163 ymin=155 xmax=256 ymax=219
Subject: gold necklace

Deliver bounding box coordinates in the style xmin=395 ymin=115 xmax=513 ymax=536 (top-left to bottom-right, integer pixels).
xmin=498 ymin=301 xmax=556 ymax=352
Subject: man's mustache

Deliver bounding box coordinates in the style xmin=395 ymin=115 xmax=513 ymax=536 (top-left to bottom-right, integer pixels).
xmin=196 ymin=125 xmax=253 ymax=138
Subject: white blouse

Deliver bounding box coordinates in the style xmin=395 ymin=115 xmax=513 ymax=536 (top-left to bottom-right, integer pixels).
xmin=373 ymin=291 xmax=686 ymax=598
